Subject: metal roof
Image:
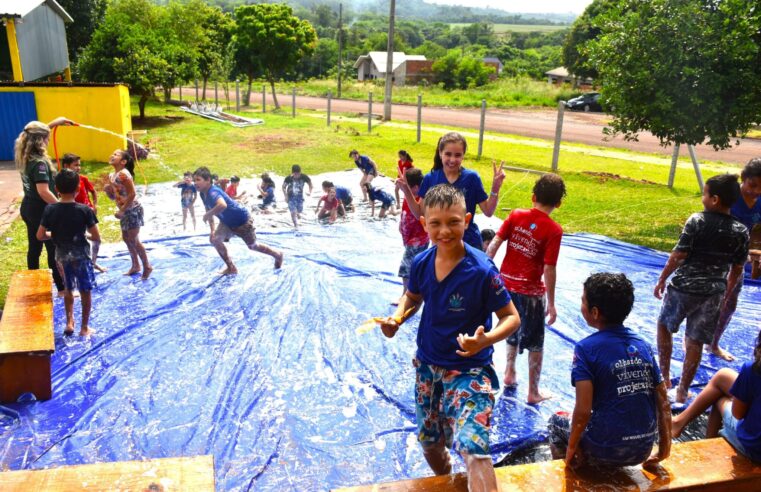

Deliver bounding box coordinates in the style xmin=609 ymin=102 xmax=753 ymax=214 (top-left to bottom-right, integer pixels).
xmin=0 ymin=0 xmax=73 ymax=23
xmin=353 ymin=52 xmax=427 ymax=71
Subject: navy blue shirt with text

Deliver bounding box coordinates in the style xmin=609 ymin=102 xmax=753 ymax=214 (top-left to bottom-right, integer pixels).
xmin=201 ymin=185 xmax=248 ymax=228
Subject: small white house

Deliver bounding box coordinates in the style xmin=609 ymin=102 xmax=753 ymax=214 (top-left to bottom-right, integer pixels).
xmin=545 ymin=66 xmax=594 ymax=86
xmin=353 ymin=51 xmax=429 ymax=86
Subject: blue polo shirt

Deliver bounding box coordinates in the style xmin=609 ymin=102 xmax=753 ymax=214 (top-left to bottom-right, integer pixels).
xmin=335 ymin=186 xmax=351 ymax=201
xmin=354 ymin=155 xmax=374 ymax=174
xmin=730 ymin=196 xmax=761 ymax=232
xmin=571 ymin=325 xmax=663 ymax=466
xmin=418 ymin=168 xmax=489 ymax=249
xmin=408 ymin=243 xmax=511 ymax=370
xmin=201 ymin=185 xmax=248 ymax=228
xmin=729 ymin=361 xmax=761 ymax=462
xmin=369 ymin=187 xmax=394 ymax=207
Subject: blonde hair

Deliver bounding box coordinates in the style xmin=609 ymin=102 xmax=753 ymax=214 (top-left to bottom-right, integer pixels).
xmin=14 ymin=121 xmax=52 ymax=173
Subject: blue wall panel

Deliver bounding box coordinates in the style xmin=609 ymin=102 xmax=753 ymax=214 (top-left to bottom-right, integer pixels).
xmin=0 ymin=92 xmax=37 ymax=160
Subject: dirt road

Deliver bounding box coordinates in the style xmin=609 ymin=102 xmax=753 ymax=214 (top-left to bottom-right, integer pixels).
xmin=180 ymin=88 xmax=760 ymax=166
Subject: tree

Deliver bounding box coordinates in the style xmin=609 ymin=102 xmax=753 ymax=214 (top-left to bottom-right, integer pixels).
xmin=57 ymin=0 xmax=107 ymax=64
xmin=432 ymin=50 xmax=491 ymax=90
xmin=562 ymin=0 xmax=621 ymax=81
xmin=232 ymin=4 xmax=317 ymax=109
xmin=588 ymin=0 xmax=761 ymax=149
xmin=195 ymin=4 xmax=235 ymax=98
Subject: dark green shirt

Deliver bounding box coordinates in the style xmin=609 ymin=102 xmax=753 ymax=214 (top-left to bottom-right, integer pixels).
xmin=21 ymin=158 xmax=56 ymax=203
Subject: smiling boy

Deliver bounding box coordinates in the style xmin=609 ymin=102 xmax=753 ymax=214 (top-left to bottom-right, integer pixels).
xmin=380 ymin=184 xmax=520 ymax=492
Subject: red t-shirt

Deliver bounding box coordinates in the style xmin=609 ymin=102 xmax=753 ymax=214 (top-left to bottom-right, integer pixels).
xmin=321 ymin=194 xmax=339 ymax=210
xmin=400 ymin=201 xmax=428 ymax=247
xmin=225 ymin=183 xmax=238 ymax=198
xmin=496 ymin=208 xmax=562 ymax=296
xmin=74 ymin=175 xmax=95 ymax=209
xmin=397 ymin=159 xmax=413 ymax=178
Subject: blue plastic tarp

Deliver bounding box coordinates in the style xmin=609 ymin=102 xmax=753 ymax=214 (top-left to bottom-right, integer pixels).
xmin=1 ymin=176 xmax=759 ymax=491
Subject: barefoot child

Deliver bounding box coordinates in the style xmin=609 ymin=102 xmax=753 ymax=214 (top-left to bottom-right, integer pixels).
xmin=395 ymin=150 xmax=414 ymax=209
xmin=364 ymin=183 xmax=398 ymax=219
xmin=315 ymin=185 xmax=345 ymax=223
xmin=37 ymin=169 xmax=100 ymax=337
xmin=226 ymin=175 xmax=246 ymax=201
xmin=258 ymin=173 xmax=276 ymax=210
xmin=655 ymin=174 xmax=748 ymax=403
xmin=194 ymin=167 xmax=283 ymax=274
xmin=486 ymin=173 xmax=566 ymax=404
xmin=282 ymin=165 xmax=312 ymax=229
xmin=380 ymin=184 xmax=520 ymax=492
xmin=349 ymin=150 xmax=378 ymax=202
xmin=61 ymin=153 xmax=105 ymax=272
xmin=549 ymin=273 xmax=671 ymax=469
xmin=395 ymin=167 xmax=428 ymax=296
xmin=672 ymin=329 xmax=761 ymax=463
xmin=104 ymin=149 xmax=152 ymax=279
xmin=711 ymin=158 xmax=761 ymax=360
xmin=174 ymin=171 xmax=197 ymax=230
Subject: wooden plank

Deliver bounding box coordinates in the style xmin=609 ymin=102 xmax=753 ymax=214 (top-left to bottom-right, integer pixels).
xmin=334 ymin=438 xmax=761 ymax=492
xmin=0 ymin=455 xmax=216 ymax=491
xmin=0 ymin=270 xmax=53 ymax=354
xmin=0 ymin=352 xmax=51 ymax=401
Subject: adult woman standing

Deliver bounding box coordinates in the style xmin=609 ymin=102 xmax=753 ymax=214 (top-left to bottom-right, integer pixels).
xmin=14 ymin=118 xmax=73 ymax=294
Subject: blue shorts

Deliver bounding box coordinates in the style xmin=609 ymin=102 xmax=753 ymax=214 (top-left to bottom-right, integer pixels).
xmin=414 ymin=358 xmax=496 ymax=457
xmin=181 ymin=198 xmax=193 ymax=209
xmin=59 ymin=259 xmax=96 ymax=292
xmin=657 ymin=287 xmax=722 ymax=344
xmin=288 ymin=195 xmax=304 ymax=213
xmin=506 ymin=291 xmax=546 ymax=353
xmin=398 ymin=244 xmax=428 ymax=278
xmin=120 ymin=203 xmax=145 ymax=231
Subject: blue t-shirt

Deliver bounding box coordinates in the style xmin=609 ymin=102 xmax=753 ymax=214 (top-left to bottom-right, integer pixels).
xmin=571 ymin=325 xmax=664 ymax=466
xmin=178 ymin=183 xmax=197 ymax=205
xmin=354 ymin=155 xmax=375 ymax=174
xmin=418 ymin=168 xmax=489 ymax=249
xmin=729 ymin=361 xmax=761 ymax=462
xmin=262 ymin=186 xmax=275 ymax=206
xmin=369 ymin=187 xmax=394 ymax=207
xmin=730 ymin=196 xmax=761 ymax=232
xmin=408 ymin=243 xmax=511 ymax=370
xmin=201 ymin=185 xmax=249 ymax=228
xmin=335 ymin=186 xmax=351 ymax=201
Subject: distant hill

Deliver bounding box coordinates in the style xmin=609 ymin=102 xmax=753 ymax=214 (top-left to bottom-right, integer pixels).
xmin=196 ymin=0 xmax=576 ymax=25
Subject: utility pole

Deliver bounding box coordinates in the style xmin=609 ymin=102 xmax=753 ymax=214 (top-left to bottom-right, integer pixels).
xmin=337 ymin=3 xmax=343 ymax=98
xmin=383 ymin=0 xmax=395 ymax=121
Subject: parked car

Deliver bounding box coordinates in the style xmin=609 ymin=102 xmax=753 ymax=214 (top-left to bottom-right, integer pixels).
xmin=565 ymin=92 xmax=603 ymax=112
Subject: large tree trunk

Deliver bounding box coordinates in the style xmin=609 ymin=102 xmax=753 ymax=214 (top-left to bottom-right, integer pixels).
xmin=268 ymin=72 xmax=280 ymax=110
xmin=202 ymin=77 xmax=208 ymax=101
xmin=245 ymin=77 xmax=253 ymax=106
xmin=138 ymin=94 xmax=148 ymax=119
xmin=163 ymin=87 xmax=171 ymax=103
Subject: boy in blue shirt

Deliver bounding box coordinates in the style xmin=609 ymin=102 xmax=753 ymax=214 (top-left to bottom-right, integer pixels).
xmin=549 ymin=273 xmax=671 ymax=469
xmin=193 ymin=167 xmax=283 ymax=274
xmin=380 ymin=184 xmax=520 ymax=491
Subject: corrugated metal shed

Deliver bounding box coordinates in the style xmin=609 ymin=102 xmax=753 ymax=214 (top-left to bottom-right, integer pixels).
xmin=13 ymin=3 xmax=69 ymax=81
xmin=0 ymin=92 xmax=37 ymax=160
xmin=0 ymin=0 xmax=73 ymax=22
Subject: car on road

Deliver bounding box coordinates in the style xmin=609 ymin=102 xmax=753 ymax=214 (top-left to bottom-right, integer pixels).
xmin=565 ymin=92 xmax=603 ymax=112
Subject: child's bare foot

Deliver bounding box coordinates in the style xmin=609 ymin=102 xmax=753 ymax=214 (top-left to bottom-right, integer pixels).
xmin=674 ymin=386 xmax=694 ymax=404
xmin=708 ymin=345 xmax=735 ymax=361
xmin=218 ymin=267 xmax=238 ymax=275
xmin=141 ymin=266 xmax=153 ymax=280
xmin=123 ymin=267 xmax=140 ymax=276
xmin=79 ymin=327 xmax=96 ymax=337
xmin=504 ymin=369 xmax=517 ymax=388
xmin=527 ymin=391 xmax=552 ymax=405
xmin=93 ymin=263 xmax=107 ymax=273
xmin=274 ymin=252 xmax=284 ymax=269
xmin=64 ymin=324 xmax=75 ymax=336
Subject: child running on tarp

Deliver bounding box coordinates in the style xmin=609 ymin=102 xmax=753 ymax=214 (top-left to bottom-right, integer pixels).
xmin=258 ymin=173 xmax=276 ymax=211
xmin=37 ymin=169 xmax=100 ymax=337
xmin=174 ymin=171 xmax=197 ymax=230
xmin=486 ymin=173 xmax=566 ymax=404
xmin=61 ymin=153 xmax=105 ymax=272
xmin=549 ymin=273 xmax=671 ymax=469
xmin=395 ymin=167 xmax=428 ymax=296
xmin=194 ymin=166 xmax=283 ymax=274
xmin=349 ymin=150 xmax=378 ymax=202
xmin=711 ymin=158 xmax=761 ymax=361
xmin=364 ymin=183 xmax=398 ymax=219
xmin=672 ymin=329 xmax=761 ymax=463
xmin=283 ymin=165 xmax=313 ymax=229
xmin=379 ymin=184 xmax=520 ymax=492
xmin=315 ymin=184 xmax=345 ymax=223
xmin=655 ymin=174 xmax=749 ymax=404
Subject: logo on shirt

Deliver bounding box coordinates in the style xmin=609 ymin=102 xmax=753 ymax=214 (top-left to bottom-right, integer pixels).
xmin=448 ymin=293 xmax=465 ymax=312
xmin=490 ymin=274 xmax=506 ymax=295
xmin=626 ymin=345 xmax=639 ymax=357
xmin=530 ymin=223 xmax=536 ymax=230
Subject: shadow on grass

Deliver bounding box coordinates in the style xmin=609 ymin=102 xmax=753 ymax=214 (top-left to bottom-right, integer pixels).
xmin=132 ymin=114 xmax=186 ymax=130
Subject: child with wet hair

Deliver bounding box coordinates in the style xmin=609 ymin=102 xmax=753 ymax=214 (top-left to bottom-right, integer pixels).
xmin=672 ymin=329 xmax=761 ymax=463
xmin=364 ymin=183 xmax=398 ymax=219
xmin=174 ymin=171 xmax=197 ymax=230
xmin=258 ymin=173 xmax=276 ymax=210
xmin=549 ymin=273 xmax=671 ymax=469
xmin=380 ymin=184 xmax=520 ymax=492
xmin=62 ymin=153 xmax=105 ymax=272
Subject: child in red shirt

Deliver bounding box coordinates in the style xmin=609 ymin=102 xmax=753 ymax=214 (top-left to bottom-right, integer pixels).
xmin=396 ymin=167 xmax=429 ymax=297
xmin=62 ymin=153 xmax=105 ymax=272
xmin=395 ymin=150 xmax=414 ymax=210
xmin=487 ymin=173 xmax=566 ymax=403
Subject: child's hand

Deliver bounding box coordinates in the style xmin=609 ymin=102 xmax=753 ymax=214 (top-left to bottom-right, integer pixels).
xmin=456 ymin=326 xmax=489 ymax=357
xmin=114 ymin=209 xmax=124 ymax=219
xmin=379 ymin=317 xmax=399 ymax=338
xmin=653 ymin=279 xmax=666 ymax=299
xmin=492 ymin=160 xmax=506 ymax=190
xmin=565 ymin=445 xmax=582 ymax=468
xmin=545 ymin=304 xmax=557 ymax=325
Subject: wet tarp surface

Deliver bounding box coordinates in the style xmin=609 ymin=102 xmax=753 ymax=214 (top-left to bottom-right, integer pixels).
xmin=1 ymin=172 xmax=759 ymax=490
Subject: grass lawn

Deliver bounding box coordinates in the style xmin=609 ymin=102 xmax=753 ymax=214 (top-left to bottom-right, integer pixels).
xmin=279 ymin=77 xmax=580 ymax=110
xmin=0 ymin=97 xmax=741 ymax=308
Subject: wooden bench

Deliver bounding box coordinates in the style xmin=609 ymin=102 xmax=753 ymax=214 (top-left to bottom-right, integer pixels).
xmin=0 ymin=269 xmax=54 ymax=403
xmin=0 ymin=455 xmax=215 ymax=491
xmin=335 ymin=438 xmax=761 ymax=491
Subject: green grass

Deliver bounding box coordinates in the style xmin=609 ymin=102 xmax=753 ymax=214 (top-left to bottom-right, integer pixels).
xmin=279 ymin=77 xmax=578 ymax=109
xmin=448 ymin=23 xmax=568 ymax=34
xmin=0 ymin=96 xmax=742 ymax=308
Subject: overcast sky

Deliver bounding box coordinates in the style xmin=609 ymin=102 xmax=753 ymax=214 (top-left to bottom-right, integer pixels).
xmin=425 ymin=0 xmax=593 ymax=15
